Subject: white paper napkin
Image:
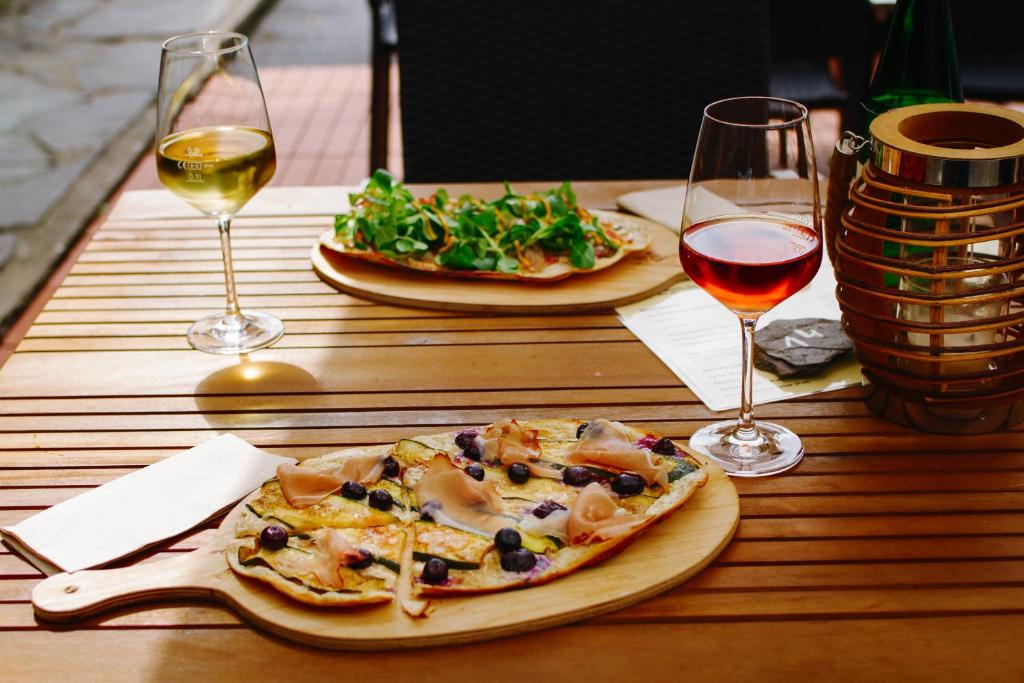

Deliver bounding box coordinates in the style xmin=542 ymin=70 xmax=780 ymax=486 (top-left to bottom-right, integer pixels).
xmin=616 ymin=184 xmax=686 ymax=232
xmin=0 ymin=434 xmax=294 ymax=574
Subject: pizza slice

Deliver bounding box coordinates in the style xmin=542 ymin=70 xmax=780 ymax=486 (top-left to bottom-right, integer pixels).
xmin=228 ymin=524 xmax=405 ymax=606
xmin=229 ymin=446 xmax=414 ymax=607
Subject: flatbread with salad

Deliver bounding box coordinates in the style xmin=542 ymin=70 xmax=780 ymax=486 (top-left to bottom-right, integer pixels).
xmin=320 ymin=170 xmax=651 ymax=281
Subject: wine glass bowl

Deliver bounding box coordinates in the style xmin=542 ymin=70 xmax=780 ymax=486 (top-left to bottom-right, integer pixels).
xmin=156 ymin=32 xmax=283 ymax=354
xmin=680 ymin=97 xmax=822 ymax=477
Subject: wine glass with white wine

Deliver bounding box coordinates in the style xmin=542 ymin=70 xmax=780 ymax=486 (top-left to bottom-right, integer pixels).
xmin=156 ymin=31 xmax=283 ymax=354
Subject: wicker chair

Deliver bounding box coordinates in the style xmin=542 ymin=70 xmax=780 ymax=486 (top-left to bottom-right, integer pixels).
xmin=388 ymin=0 xmax=771 ymax=183
xmin=768 ymin=0 xmax=872 ymax=135
xmin=951 ymin=0 xmax=1024 ymax=101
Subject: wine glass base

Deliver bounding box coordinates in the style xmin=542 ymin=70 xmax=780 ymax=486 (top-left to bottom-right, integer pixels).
xmin=187 ymin=311 xmax=284 ymax=355
xmin=688 ymin=419 xmax=804 ymax=477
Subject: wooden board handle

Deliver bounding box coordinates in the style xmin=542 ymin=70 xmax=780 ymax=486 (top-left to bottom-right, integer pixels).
xmin=32 ymin=549 xmax=227 ymax=623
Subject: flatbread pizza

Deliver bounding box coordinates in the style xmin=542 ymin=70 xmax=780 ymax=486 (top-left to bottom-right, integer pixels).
xmin=227 ymin=418 xmax=707 ymax=610
xmin=321 ymin=171 xmax=651 ymax=282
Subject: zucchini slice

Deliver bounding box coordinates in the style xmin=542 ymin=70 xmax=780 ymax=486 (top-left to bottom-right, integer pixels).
xmin=391 ymin=439 xmax=445 ymax=467
xmin=412 ymin=520 xmax=493 ymax=569
xmin=249 ymin=480 xmax=400 ymax=530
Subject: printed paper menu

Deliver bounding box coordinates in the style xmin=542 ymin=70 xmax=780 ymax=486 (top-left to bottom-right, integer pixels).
xmin=616 ymin=261 xmax=862 ymax=413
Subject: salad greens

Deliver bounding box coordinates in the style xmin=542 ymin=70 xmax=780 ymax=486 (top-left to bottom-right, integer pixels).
xmin=333 ymin=169 xmax=621 ymax=273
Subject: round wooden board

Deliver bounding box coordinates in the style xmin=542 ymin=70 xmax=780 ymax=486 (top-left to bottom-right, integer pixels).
xmin=311 ymin=211 xmax=686 ymax=313
xmin=33 ymin=456 xmax=737 ymax=651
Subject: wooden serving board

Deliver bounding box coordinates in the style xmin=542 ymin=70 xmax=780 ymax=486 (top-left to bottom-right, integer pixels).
xmin=311 ymin=211 xmax=686 ymax=313
xmin=31 ymin=460 xmax=737 ymax=651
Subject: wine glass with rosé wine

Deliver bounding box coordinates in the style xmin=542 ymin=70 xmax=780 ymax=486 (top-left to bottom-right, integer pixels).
xmin=156 ymin=32 xmax=283 ymax=354
xmin=679 ymin=96 xmax=822 ymax=476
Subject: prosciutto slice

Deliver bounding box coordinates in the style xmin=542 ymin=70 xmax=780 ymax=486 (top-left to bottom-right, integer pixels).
xmin=567 ymin=482 xmax=647 ymax=545
xmin=276 ymin=463 xmax=344 ymax=507
xmin=567 ymin=419 xmax=673 ymax=489
xmin=311 ymin=528 xmax=366 ymax=589
xmin=476 ymin=418 xmax=561 ymax=479
xmin=277 ymin=452 xmax=388 ymax=507
xmin=414 ymin=455 xmax=509 ymax=536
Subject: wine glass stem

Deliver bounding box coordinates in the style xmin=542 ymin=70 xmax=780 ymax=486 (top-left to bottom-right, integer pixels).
xmin=216 ymin=217 xmax=244 ymax=324
xmin=737 ymin=316 xmax=758 ymax=439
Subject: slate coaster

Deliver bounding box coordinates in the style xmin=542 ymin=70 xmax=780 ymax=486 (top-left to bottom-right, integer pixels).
xmin=755 ymin=318 xmax=852 ymax=378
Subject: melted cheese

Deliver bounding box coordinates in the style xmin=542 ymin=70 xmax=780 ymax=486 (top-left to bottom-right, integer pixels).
xmin=277 ymin=452 xmax=388 ymax=507
xmin=567 ymin=419 xmax=673 ymax=488
xmin=413 ymin=454 xmax=509 ymax=536
xmin=477 ymin=418 xmax=561 ymax=479
xmin=518 ymin=508 xmax=570 ymax=543
xmin=567 ymin=482 xmax=646 ymax=545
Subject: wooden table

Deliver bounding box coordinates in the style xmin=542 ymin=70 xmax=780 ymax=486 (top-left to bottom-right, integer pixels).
xmin=2 ymin=182 xmax=1022 ymax=681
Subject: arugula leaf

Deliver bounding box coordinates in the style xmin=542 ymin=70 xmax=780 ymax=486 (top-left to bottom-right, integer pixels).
xmin=570 ymin=239 xmax=596 ymax=269
xmin=496 ymin=257 xmax=520 ymax=273
xmin=471 ymin=256 xmax=497 ymax=271
xmin=371 ymin=168 xmax=393 ymax=192
xmin=437 ymin=243 xmax=476 ymax=270
xmin=333 ymin=170 xmax=618 ymax=273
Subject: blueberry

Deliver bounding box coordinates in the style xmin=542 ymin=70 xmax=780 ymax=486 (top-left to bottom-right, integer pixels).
xmin=368 ymin=488 xmax=393 ymax=511
xmin=495 ymin=527 xmax=522 ymax=553
xmin=611 ymin=473 xmax=646 ymax=496
xmin=347 ymin=548 xmax=374 ymax=569
xmin=259 ymin=525 xmax=288 ymax=550
xmin=507 ymin=462 xmax=530 ymax=484
xmin=382 ymin=456 xmax=400 ymax=478
xmin=562 ymin=465 xmax=593 ymax=487
xmin=576 ymin=422 xmax=589 ymax=439
xmin=454 ymin=431 xmax=482 ymax=460
xmin=500 ymin=548 xmax=537 ymax=572
xmin=421 ymin=557 xmax=448 ymax=584
xmin=651 ymin=437 xmax=678 ymax=456
xmin=420 ymin=500 xmax=440 ymax=522
xmin=341 ymin=480 xmax=367 ymax=500
xmin=465 ymin=463 xmax=485 ymax=481
xmin=532 ymin=500 xmax=567 ymax=519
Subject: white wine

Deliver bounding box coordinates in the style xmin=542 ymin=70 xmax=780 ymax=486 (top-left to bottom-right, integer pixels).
xmin=157 ymin=125 xmax=276 ymax=217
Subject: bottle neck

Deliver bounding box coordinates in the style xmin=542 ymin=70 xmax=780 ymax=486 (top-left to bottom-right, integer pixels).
xmin=864 ymin=0 xmax=963 ymax=124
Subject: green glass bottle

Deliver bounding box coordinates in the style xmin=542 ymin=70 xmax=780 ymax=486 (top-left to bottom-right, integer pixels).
xmin=862 ymin=0 xmax=963 ymax=286
xmin=863 ymin=0 xmax=964 ymax=133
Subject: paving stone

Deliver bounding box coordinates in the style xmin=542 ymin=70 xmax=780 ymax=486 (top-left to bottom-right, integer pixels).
xmin=0 ymin=132 xmax=50 ymax=165
xmin=0 ymin=71 xmax=82 ymax=131
xmin=255 ymin=0 xmax=370 ymax=66
xmin=0 ymin=158 xmax=88 ymax=229
xmin=0 ymin=233 xmax=16 ymax=272
xmin=5 ymin=43 xmax=99 ymax=90
xmin=64 ymin=0 xmax=237 ymax=39
xmin=76 ymin=39 xmax=162 ymax=92
xmin=12 ymin=0 xmax=101 ymax=37
xmin=0 ymin=0 xmax=273 ymax=333
xmin=0 ymin=132 xmax=51 ymax=180
xmin=27 ymin=90 xmax=152 ymax=157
